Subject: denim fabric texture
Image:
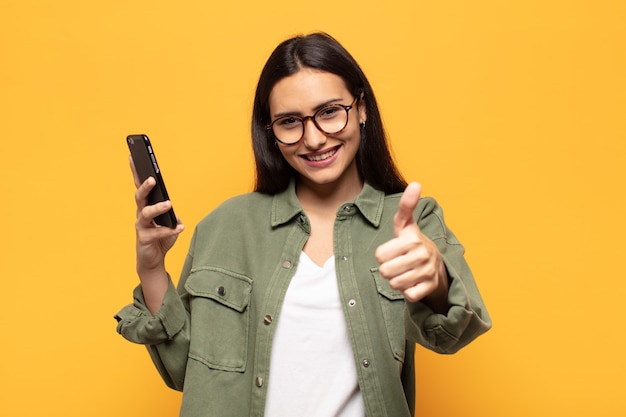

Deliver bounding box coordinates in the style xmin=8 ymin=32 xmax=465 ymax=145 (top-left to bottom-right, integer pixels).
xmin=115 ymin=181 xmax=491 ymax=417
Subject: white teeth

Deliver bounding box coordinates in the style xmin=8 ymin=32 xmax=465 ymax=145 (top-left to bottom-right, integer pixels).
xmin=306 ymin=149 xmax=336 ymax=161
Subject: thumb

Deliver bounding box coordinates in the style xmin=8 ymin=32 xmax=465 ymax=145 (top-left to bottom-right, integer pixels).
xmin=394 ymin=182 xmax=422 ymax=236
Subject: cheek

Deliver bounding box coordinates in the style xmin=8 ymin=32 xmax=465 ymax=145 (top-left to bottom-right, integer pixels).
xmin=277 ymin=145 xmax=296 ymax=162
xmin=346 ymin=127 xmax=362 ymax=148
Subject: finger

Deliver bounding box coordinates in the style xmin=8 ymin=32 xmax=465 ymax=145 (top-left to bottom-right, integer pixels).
xmin=136 ymin=221 xmax=184 ymax=245
xmin=387 ymin=271 xmax=436 ymax=303
xmin=378 ymin=242 xmax=429 ymax=278
xmin=387 ymin=271 xmax=423 ymax=293
xmin=400 ymin=281 xmax=431 ymax=303
xmin=137 ymin=200 xmax=172 ymax=228
xmin=375 ymin=232 xmax=418 ymax=265
xmin=129 ymin=155 xmax=142 ymax=188
xmin=394 ymin=182 xmax=422 ymax=236
xmin=134 ymin=176 xmax=156 ymax=211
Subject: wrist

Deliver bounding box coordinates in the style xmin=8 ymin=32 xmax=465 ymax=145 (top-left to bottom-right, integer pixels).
xmin=137 ymin=261 xmax=166 ymax=280
xmin=421 ymin=259 xmax=450 ymax=314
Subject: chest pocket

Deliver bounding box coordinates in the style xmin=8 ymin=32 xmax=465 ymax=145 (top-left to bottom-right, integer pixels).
xmin=371 ymin=267 xmax=406 ymax=363
xmin=185 ymin=267 xmax=253 ymax=372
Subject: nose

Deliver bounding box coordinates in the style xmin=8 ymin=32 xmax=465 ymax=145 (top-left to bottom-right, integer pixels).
xmin=302 ymin=117 xmax=327 ymax=149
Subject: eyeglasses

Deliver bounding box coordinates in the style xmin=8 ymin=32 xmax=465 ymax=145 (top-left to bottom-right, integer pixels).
xmin=266 ymin=96 xmax=359 ymax=145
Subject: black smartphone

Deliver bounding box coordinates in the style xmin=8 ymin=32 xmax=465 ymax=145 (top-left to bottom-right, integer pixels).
xmin=127 ymin=134 xmax=177 ymax=228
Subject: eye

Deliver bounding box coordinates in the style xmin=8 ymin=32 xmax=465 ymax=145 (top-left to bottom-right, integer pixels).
xmin=276 ymin=116 xmax=301 ymax=129
xmin=317 ymin=105 xmax=342 ymax=120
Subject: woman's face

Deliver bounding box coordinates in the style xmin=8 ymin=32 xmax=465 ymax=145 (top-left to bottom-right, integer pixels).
xmin=268 ymin=68 xmax=366 ymax=193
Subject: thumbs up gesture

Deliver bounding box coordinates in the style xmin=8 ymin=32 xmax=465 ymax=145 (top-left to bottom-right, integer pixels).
xmin=375 ymin=182 xmax=449 ymax=312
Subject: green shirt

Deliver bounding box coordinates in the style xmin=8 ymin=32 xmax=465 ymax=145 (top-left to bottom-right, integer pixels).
xmin=115 ymin=181 xmax=491 ymax=417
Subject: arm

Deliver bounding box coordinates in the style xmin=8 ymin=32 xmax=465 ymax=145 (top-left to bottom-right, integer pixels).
xmin=376 ymin=183 xmax=491 ymax=353
xmin=409 ymin=196 xmax=491 ymax=353
xmin=375 ymin=183 xmax=449 ymax=311
xmin=114 ymin=156 xmax=189 ymax=390
xmin=130 ymin=156 xmax=185 ymax=314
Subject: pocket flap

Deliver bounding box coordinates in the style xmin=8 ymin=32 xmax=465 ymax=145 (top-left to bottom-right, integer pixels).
xmin=370 ymin=267 xmax=405 ymax=301
xmin=185 ymin=267 xmax=253 ymax=313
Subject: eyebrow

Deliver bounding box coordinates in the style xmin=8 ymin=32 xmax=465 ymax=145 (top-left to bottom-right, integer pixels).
xmin=272 ymin=97 xmax=345 ymax=119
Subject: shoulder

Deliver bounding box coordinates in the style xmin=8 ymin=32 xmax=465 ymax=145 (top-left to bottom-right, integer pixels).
xmin=383 ymin=192 xmax=441 ymax=218
xmin=383 ymin=192 xmax=458 ymax=243
xmin=217 ymin=191 xmax=272 ymax=211
xmin=197 ymin=192 xmax=273 ymax=228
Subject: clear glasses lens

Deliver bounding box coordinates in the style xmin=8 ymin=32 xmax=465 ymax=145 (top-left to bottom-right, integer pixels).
xmin=272 ymin=104 xmax=349 ymax=144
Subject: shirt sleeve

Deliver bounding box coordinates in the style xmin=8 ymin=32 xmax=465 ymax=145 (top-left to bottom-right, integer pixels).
xmin=114 ymin=277 xmax=186 ymax=344
xmin=114 ymin=275 xmax=191 ymax=391
xmin=405 ymin=197 xmax=492 ymax=354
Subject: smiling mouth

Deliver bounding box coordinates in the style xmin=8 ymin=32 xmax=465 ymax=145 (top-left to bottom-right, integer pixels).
xmin=303 ymin=146 xmax=339 ymax=162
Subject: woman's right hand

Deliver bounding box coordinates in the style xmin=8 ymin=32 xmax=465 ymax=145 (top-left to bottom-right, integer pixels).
xmin=130 ymin=157 xmax=184 ymax=314
xmin=131 ymin=156 xmax=184 ymax=274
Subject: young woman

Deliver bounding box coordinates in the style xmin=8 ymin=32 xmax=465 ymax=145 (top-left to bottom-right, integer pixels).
xmin=116 ymin=32 xmax=491 ymax=417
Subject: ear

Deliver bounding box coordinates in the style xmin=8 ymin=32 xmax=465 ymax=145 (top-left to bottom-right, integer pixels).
xmin=358 ymin=93 xmax=367 ymax=124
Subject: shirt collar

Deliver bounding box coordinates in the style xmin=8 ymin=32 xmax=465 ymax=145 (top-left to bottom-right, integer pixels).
xmin=271 ymin=179 xmax=385 ymax=228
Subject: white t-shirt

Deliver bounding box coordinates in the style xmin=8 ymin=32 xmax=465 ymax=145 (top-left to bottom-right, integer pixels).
xmin=264 ymin=252 xmax=366 ymax=417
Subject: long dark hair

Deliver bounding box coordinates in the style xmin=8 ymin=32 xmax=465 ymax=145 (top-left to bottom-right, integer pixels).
xmin=252 ymin=32 xmax=407 ymax=194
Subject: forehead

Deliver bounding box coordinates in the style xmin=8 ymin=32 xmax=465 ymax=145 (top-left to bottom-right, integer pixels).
xmin=268 ymin=69 xmax=350 ymax=114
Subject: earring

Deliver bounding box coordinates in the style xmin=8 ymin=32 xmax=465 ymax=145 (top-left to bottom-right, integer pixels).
xmin=359 ymin=121 xmax=366 ymax=129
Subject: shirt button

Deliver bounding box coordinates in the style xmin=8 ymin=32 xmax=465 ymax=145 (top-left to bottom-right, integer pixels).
xmin=217 ymin=286 xmax=226 ymax=296
xmin=362 ymin=359 xmax=370 ymax=368
xmin=348 ymin=299 xmax=356 ymax=307
xmin=341 ymin=256 xmax=348 ymax=261
xmin=263 ymin=314 xmax=273 ymax=325
xmin=343 ymin=205 xmax=353 ymax=212
xmin=282 ymin=260 xmax=292 ymax=268
xmin=256 ymin=376 xmax=264 ymax=387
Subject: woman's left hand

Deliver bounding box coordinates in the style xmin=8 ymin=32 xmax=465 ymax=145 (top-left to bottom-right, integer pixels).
xmin=375 ymin=182 xmax=449 ymax=313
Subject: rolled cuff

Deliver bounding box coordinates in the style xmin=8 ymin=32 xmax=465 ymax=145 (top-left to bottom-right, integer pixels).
xmin=114 ymin=277 xmax=187 ymax=345
xmin=406 ymin=267 xmax=491 ymax=354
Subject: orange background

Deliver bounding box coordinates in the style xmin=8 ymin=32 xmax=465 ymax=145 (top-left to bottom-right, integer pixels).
xmin=1 ymin=1 xmax=625 ymax=416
